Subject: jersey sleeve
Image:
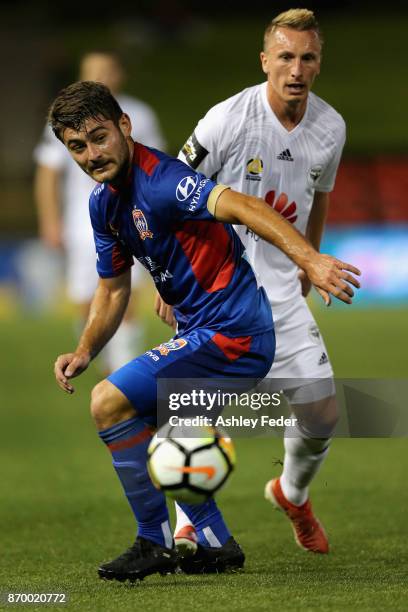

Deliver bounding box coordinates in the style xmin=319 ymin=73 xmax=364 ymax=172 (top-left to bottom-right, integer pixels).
xmin=148 ymin=156 xmax=225 ymax=222
xmin=314 ymin=119 xmax=346 ymax=193
xmin=33 ymin=124 xmax=69 ymax=170
xmin=177 ymin=105 xmax=230 ymax=179
xmin=89 ymin=192 xmax=134 ymax=279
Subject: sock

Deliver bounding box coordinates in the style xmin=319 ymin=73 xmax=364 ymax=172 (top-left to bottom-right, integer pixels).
xmin=179 ymin=499 xmax=231 ymax=547
xmin=174 ymin=502 xmax=192 ymax=533
xmin=99 ymin=417 xmax=172 ymax=548
xmin=280 ymin=428 xmax=331 ymax=506
xmin=102 ymin=321 xmax=143 ymax=372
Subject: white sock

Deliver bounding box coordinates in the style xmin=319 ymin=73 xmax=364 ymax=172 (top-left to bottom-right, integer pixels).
xmin=102 ymin=321 xmax=143 ymax=372
xmin=280 ymin=430 xmax=330 ymax=506
xmin=174 ymin=503 xmax=192 ymax=533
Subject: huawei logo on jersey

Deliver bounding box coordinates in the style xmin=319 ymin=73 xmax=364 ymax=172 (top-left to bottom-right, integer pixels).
xmin=265 ymin=190 xmax=297 ymax=224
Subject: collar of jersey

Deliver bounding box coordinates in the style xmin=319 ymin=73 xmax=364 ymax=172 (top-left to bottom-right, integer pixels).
xmin=260 ymin=81 xmax=310 ymax=137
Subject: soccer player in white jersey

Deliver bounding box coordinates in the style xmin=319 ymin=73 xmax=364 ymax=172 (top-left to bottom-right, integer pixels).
xmin=34 ymin=51 xmax=166 ymax=372
xmin=158 ymin=8 xmax=346 ymax=556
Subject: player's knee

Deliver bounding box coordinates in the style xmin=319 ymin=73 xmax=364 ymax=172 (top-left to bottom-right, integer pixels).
xmin=294 ymin=394 xmax=339 ymax=439
xmin=316 ymin=394 xmax=339 ymax=434
xmin=90 ymin=380 xmax=135 ymax=429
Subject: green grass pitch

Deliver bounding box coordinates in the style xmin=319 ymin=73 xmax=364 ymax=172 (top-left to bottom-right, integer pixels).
xmin=1 ymin=303 xmax=407 ymax=610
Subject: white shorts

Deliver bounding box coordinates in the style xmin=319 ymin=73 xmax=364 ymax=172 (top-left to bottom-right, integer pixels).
xmin=65 ymin=238 xmax=144 ymax=303
xmin=267 ymin=297 xmax=334 ymax=388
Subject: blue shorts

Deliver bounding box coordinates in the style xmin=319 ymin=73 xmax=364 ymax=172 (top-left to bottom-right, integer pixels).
xmin=108 ymin=328 xmax=275 ymax=424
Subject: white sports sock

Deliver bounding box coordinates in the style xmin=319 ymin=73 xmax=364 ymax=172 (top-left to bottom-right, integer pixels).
xmin=102 ymin=321 xmax=143 ymax=372
xmin=174 ymin=502 xmax=192 ymax=533
xmin=280 ymin=429 xmax=330 ymax=506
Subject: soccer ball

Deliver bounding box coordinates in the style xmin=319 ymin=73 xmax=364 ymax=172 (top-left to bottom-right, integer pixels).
xmin=147 ymin=424 xmax=236 ymax=504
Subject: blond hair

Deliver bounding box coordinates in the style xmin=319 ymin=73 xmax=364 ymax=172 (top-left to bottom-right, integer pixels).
xmin=263 ymin=8 xmax=323 ymax=50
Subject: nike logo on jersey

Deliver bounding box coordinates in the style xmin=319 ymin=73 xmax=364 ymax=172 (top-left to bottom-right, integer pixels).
xmin=277 ymin=149 xmax=294 ymax=161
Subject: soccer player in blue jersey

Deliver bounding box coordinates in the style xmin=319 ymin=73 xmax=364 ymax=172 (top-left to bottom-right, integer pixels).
xmin=51 ymin=81 xmax=360 ymax=581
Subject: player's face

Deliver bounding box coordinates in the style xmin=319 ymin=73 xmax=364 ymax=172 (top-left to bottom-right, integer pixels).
xmin=62 ymin=114 xmax=132 ymax=184
xmin=260 ymin=27 xmax=321 ymax=108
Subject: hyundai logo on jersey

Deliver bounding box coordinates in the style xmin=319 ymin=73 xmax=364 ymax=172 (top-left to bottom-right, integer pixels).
xmin=176 ymin=175 xmax=198 ymax=201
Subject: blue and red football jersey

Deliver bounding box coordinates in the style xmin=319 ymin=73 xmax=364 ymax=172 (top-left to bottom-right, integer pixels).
xmin=89 ymin=143 xmax=273 ymax=337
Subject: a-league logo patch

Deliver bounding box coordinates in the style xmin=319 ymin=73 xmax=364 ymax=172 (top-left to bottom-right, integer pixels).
xmin=132 ymin=208 xmax=153 ymax=240
xmin=245 ymin=158 xmax=263 ymax=182
xmin=153 ymin=338 xmax=188 ymax=356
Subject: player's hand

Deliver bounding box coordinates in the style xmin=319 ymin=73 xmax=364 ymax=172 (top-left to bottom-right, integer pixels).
xmin=298 ymin=269 xmax=312 ymax=297
xmin=54 ymin=351 xmax=91 ymax=394
xmin=304 ymin=253 xmax=361 ymax=306
xmin=154 ymin=292 xmax=177 ymax=329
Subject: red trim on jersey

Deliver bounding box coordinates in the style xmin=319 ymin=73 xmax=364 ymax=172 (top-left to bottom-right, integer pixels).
xmin=133 ymin=142 xmax=160 ymax=176
xmin=211 ymin=333 xmax=252 ymax=362
xmin=175 ymin=221 xmax=235 ymax=292
xmin=112 ymin=243 xmax=132 ymax=275
xmin=107 ymin=427 xmax=152 ymax=452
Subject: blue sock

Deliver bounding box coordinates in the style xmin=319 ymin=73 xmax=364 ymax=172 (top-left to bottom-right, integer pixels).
xmin=99 ymin=417 xmax=172 ymax=548
xmin=180 ymin=499 xmax=231 ymax=547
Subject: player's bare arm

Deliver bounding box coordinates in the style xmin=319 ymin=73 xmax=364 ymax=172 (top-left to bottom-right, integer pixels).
xmin=154 ymin=291 xmax=176 ymax=329
xmin=299 ymin=191 xmax=330 ymax=297
xmin=34 ymin=164 xmax=64 ymax=249
xmin=213 ymin=187 xmax=360 ymax=305
xmin=54 ymin=269 xmax=131 ymax=393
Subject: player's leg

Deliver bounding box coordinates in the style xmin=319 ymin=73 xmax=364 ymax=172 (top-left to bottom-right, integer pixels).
xmin=96 ymin=330 xmax=242 ymax=575
xmin=163 ymin=329 xmax=274 ymax=572
xmin=279 ymin=384 xmax=337 ymax=507
xmin=174 ymin=503 xmax=198 ymax=555
xmin=263 ymin=299 xmax=336 ymax=553
xmin=106 ymin=327 xmax=273 ymax=574
xmin=91 ymin=373 xmax=177 ymax=581
xmin=146 ymin=330 xmax=249 ymax=567
xmin=265 ymin=381 xmax=337 ymax=554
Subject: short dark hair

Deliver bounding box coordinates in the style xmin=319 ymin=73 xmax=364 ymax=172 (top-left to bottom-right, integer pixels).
xmin=48 ymin=81 xmax=124 ymax=141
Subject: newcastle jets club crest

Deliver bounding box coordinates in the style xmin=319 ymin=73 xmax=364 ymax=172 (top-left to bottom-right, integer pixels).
xmin=152 ymin=339 xmax=188 ymax=356
xmin=132 ymin=208 xmax=153 ymax=240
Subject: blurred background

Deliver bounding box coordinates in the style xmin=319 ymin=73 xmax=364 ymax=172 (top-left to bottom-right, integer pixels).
xmin=0 ymin=0 xmax=407 ymax=315
xmin=1 ymin=2 xmax=408 ymax=607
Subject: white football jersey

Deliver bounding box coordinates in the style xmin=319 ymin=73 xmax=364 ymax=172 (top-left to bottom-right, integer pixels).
xmin=34 ymin=94 xmax=166 ymax=249
xmin=178 ymin=82 xmax=345 ymax=307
